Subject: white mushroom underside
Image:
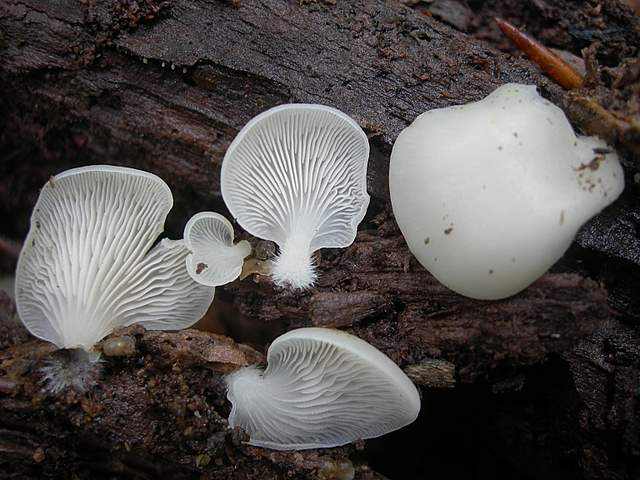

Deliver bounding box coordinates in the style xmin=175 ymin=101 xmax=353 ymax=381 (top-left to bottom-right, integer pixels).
xmin=184 ymin=212 xmax=251 ymax=287
xmin=390 ymin=83 xmax=625 ymax=300
xmin=226 ymin=328 xmax=420 ymax=450
xmin=221 ymin=104 xmax=370 ymax=289
xmin=15 ymin=166 xmax=215 ymax=350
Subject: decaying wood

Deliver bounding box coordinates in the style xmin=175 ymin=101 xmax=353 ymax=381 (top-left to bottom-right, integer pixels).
xmin=563 ymin=319 xmax=640 ymax=480
xmin=228 ymin=231 xmax=612 ymax=384
xmin=0 ymin=0 xmax=562 ymax=239
xmin=0 ymin=293 xmax=378 ymax=480
xmin=0 ymin=0 xmax=617 ymax=379
xmin=1 ymin=0 xmax=639 ymax=479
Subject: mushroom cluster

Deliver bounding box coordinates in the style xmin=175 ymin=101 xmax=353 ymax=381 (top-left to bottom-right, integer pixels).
xmin=15 ymin=166 xmax=215 ymax=351
xmin=12 ymin=86 xmax=627 ymax=453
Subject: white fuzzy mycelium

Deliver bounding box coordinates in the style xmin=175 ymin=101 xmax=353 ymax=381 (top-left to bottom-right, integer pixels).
xmin=40 ymin=348 xmax=102 ymax=394
xmin=226 ymin=327 xmax=421 ymax=450
xmin=15 ymin=165 xmax=215 ymax=352
xmin=221 ymin=104 xmax=370 ymax=289
xmin=389 ymin=83 xmax=625 ymax=300
xmin=183 ymin=212 xmax=251 ymax=287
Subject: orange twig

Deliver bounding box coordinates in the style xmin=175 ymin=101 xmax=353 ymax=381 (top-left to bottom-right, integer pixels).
xmin=495 ymin=17 xmax=584 ymax=90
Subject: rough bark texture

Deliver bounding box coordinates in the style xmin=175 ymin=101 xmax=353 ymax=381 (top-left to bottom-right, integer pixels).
xmin=1 ymin=0 xmax=639 ymax=479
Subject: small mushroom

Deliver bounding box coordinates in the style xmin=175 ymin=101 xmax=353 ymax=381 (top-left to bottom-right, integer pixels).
xmin=221 ymin=104 xmax=370 ymax=289
xmin=226 ymin=327 xmax=421 ymax=450
xmin=183 ymin=212 xmax=251 ymax=286
xmin=15 ymin=165 xmax=215 ymax=352
xmin=389 ymin=84 xmax=624 ymax=300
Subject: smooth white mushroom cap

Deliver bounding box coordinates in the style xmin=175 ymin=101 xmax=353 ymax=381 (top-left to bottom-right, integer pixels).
xmin=221 ymin=104 xmax=370 ymax=289
xmin=183 ymin=212 xmax=251 ymax=287
xmin=15 ymin=166 xmax=215 ymax=351
xmin=390 ymin=83 xmax=624 ymax=300
xmin=226 ymin=327 xmax=421 ymax=450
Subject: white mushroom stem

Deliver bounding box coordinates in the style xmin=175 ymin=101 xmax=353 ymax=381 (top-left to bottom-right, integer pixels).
xmin=40 ymin=348 xmax=102 ymax=394
xmin=271 ymin=231 xmax=316 ymax=289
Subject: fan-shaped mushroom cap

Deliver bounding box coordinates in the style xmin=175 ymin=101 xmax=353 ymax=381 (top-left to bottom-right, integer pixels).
xmin=15 ymin=166 xmax=215 ymax=351
xmin=226 ymin=327 xmax=420 ymax=450
xmin=390 ymin=83 xmax=625 ymax=300
xmin=221 ymin=104 xmax=370 ymax=289
xmin=183 ymin=212 xmax=251 ymax=287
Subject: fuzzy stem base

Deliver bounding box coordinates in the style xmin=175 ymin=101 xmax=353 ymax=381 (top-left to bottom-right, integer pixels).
xmin=272 ymin=235 xmax=316 ymax=289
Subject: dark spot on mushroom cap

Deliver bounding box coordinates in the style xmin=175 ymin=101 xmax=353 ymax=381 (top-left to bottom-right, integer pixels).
xmin=444 ymin=227 xmax=453 ymax=235
xmin=489 ymin=269 xmax=494 ymax=274
xmin=511 ymin=257 xmax=516 ymax=263
xmin=560 ymin=210 xmax=565 ymax=225
xmin=424 ymin=237 xmax=430 ymax=245
xmin=575 ymin=155 xmax=604 ymax=172
xmin=35 ymin=220 xmax=41 ymax=229
xmin=513 ymin=132 xmax=518 ymax=138
xmin=196 ymin=262 xmax=208 ymax=274
xmin=498 ymin=146 xmax=503 ymax=151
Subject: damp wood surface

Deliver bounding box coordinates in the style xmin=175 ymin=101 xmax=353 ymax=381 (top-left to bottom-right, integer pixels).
xmin=1 ymin=0 xmax=640 ymax=479
xmin=0 ymin=293 xmax=378 ymax=480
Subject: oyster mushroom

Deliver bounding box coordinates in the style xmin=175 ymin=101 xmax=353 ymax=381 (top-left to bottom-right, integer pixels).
xmin=226 ymin=327 xmax=421 ymax=450
xmin=390 ymin=83 xmax=624 ymax=300
xmin=15 ymin=165 xmax=215 ymax=352
xmin=221 ymin=104 xmax=370 ymax=289
xmin=183 ymin=212 xmax=251 ymax=286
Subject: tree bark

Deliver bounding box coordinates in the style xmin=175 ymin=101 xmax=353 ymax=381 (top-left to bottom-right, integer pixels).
xmin=1 ymin=1 xmax=639 ymax=479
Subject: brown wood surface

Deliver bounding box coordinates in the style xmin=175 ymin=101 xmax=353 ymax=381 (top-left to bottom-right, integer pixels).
xmin=1 ymin=1 xmax=639 ymax=479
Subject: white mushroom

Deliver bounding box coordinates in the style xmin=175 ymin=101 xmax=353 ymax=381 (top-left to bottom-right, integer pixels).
xmin=15 ymin=165 xmax=215 ymax=351
xmin=226 ymin=327 xmax=421 ymax=450
xmin=389 ymin=83 xmax=625 ymax=300
xmin=221 ymin=104 xmax=370 ymax=289
xmin=183 ymin=212 xmax=251 ymax=287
